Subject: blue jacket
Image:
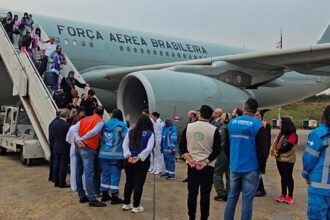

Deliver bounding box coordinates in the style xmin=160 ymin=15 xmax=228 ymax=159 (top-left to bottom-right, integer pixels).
xmin=99 ymin=118 xmax=128 ymax=160
xmin=161 ymin=125 xmax=178 ymax=153
xmin=302 ymin=123 xmax=330 ymax=196
xmin=228 ymin=115 xmax=263 ymax=173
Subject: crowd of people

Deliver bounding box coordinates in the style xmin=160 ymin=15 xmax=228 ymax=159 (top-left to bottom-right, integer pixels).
xmin=2 ymin=11 xmax=70 ymax=97
xmin=47 ymin=95 xmax=330 ymax=220
xmin=3 ymin=12 xmax=329 ymax=218
xmin=48 ymin=98 xmax=179 ymax=212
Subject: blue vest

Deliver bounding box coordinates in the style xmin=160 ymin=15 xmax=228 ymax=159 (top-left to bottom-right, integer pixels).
xmin=129 ymin=130 xmax=153 ymax=161
xmin=302 ymin=123 xmax=330 ymax=196
xmin=99 ymin=118 xmax=128 ymax=160
xmin=228 ymin=115 xmax=263 ymax=173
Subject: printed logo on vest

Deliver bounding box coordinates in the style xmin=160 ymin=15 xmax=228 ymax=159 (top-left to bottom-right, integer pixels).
xmin=194 ymin=132 xmax=204 ymax=141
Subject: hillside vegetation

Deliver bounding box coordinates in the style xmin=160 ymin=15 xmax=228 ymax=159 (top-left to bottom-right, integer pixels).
xmin=262 ymin=95 xmax=330 ymax=128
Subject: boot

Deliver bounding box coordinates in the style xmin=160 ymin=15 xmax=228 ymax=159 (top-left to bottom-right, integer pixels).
xmin=101 ymin=191 xmax=111 ymax=202
xmin=111 ymin=193 xmax=124 ymax=205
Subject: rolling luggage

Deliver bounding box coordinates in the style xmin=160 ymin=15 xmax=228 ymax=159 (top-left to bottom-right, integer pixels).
xmin=53 ymin=90 xmax=67 ymax=108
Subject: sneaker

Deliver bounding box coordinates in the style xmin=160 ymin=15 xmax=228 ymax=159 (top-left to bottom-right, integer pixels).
xmin=131 ymin=206 xmax=144 ymax=213
xmin=111 ymin=193 xmax=124 ymax=205
xmin=182 ymin=177 xmax=188 ymax=183
xmin=148 ymin=167 xmax=154 ymax=173
xmin=89 ymin=200 xmax=107 ymax=207
xmin=101 ymin=192 xmax=112 ymax=202
xmin=122 ymin=204 xmax=133 ymax=211
xmin=285 ymin=196 xmax=294 ymax=204
xmin=214 ymin=195 xmax=222 ymax=201
xmin=160 ymin=173 xmax=168 ymax=177
xmin=153 ymin=170 xmax=162 ymax=175
xmin=166 ymin=176 xmax=175 ymax=180
xmin=276 ymin=194 xmax=286 ymax=203
xmin=255 ymin=190 xmax=266 ymax=197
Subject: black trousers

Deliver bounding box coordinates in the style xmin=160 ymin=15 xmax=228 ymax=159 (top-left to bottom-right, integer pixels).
xmin=187 ymin=166 xmax=214 ymax=220
xmin=124 ymin=160 xmax=150 ymax=207
xmin=48 ymin=148 xmax=54 ymax=182
xmin=54 ymin=153 xmax=69 ymax=186
xmin=276 ymin=161 xmax=295 ymax=197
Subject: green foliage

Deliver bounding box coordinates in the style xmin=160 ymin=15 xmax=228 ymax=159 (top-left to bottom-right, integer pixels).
xmin=263 ymin=102 xmax=329 ymax=128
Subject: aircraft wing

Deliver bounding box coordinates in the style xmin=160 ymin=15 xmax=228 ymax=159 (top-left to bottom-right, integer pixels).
xmin=83 ymin=43 xmax=330 ymax=89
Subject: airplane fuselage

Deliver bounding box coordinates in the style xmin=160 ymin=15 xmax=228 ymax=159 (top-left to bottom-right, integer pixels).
xmin=1 ymin=10 xmax=330 ymax=110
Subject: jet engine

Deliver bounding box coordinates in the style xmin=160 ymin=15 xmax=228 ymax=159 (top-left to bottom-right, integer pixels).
xmin=117 ymin=70 xmax=251 ymax=128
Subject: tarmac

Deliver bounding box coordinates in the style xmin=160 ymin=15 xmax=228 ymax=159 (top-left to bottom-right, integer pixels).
xmin=0 ymin=130 xmax=310 ymax=220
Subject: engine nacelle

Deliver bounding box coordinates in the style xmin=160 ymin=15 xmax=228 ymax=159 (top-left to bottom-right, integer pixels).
xmin=117 ymin=70 xmax=251 ymax=126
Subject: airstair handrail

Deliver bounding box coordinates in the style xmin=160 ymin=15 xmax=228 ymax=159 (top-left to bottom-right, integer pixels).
xmin=35 ymin=24 xmax=110 ymax=120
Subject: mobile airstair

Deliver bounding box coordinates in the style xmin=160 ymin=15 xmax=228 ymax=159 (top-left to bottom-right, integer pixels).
xmin=0 ymin=22 xmax=109 ymax=164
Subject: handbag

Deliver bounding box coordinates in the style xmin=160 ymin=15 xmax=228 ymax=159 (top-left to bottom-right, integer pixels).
xmin=70 ymin=88 xmax=78 ymax=97
xmin=278 ymin=146 xmax=296 ymax=163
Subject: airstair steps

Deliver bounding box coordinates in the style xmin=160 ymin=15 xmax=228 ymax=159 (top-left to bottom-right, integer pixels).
xmin=0 ymin=23 xmax=109 ymax=161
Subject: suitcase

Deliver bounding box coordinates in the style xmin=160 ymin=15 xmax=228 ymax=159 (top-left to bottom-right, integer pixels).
xmin=37 ymin=56 xmax=48 ymax=76
xmin=43 ymin=71 xmax=56 ymax=88
xmin=53 ymin=90 xmax=67 ymax=108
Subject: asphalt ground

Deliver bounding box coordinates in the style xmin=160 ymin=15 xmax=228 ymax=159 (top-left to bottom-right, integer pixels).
xmin=0 ymin=129 xmax=310 ymax=220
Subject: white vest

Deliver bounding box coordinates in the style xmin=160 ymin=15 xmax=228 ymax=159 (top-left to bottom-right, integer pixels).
xmin=186 ymin=121 xmax=217 ymax=167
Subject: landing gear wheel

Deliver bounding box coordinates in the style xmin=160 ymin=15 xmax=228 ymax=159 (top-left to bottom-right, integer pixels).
xmin=0 ymin=147 xmax=7 ymax=155
xmin=20 ymin=148 xmax=28 ymax=165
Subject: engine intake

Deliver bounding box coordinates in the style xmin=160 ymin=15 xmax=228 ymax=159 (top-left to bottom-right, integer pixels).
xmin=117 ymin=70 xmax=251 ymax=124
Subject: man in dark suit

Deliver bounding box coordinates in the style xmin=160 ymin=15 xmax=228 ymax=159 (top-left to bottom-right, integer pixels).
xmin=48 ymin=110 xmax=61 ymax=182
xmin=53 ymin=109 xmax=71 ymax=187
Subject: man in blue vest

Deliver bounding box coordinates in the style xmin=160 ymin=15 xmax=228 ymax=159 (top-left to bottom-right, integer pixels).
xmin=302 ymin=105 xmax=330 ymax=219
xmin=224 ymin=98 xmax=267 ymax=220
xmin=99 ymin=109 xmax=128 ymax=204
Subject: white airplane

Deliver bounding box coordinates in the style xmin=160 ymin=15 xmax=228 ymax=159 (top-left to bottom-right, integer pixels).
xmin=1 ymin=9 xmax=330 ymax=125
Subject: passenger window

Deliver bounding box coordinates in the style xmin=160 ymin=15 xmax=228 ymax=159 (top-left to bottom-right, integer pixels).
xmin=172 ymin=52 xmax=175 ymax=57
xmin=81 ymin=41 xmax=86 ymax=47
xmin=189 ymin=55 xmax=192 ymax=59
xmin=159 ymin=51 xmax=163 ymax=56
xmin=153 ymin=50 xmax=157 ymax=55
xmin=127 ymin=47 xmax=131 ymax=52
xmin=119 ymin=46 xmax=124 ymax=51
xmin=64 ymin=39 xmax=69 ymax=45
xmin=194 ymin=55 xmax=197 ymax=59
xmin=183 ymin=54 xmax=187 ymax=59
xmin=89 ymin=42 xmax=94 ymax=48
xmin=140 ymin=48 xmax=144 ymax=54
xmin=55 ymin=37 xmax=60 ymax=44
xmin=166 ymin=51 xmax=169 ymax=56
xmin=177 ymin=53 xmax=181 ymax=58
xmin=72 ymin=40 xmax=77 ymax=46
xmin=134 ymin=48 xmax=138 ymax=53
xmin=199 ymin=56 xmax=202 ymax=59
xmin=147 ymin=49 xmax=151 ymax=54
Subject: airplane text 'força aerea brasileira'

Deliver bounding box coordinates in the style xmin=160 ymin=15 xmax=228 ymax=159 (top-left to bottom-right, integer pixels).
xmin=57 ymin=24 xmax=208 ymax=54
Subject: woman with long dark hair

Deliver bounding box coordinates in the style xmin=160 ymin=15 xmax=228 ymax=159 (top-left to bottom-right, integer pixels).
xmin=122 ymin=116 xmax=154 ymax=213
xmin=270 ymin=117 xmax=298 ymax=204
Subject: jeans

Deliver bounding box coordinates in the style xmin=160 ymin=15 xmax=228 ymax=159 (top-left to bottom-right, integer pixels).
xmin=100 ymin=159 xmax=121 ymax=193
xmin=224 ymin=170 xmax=260 ymax=220
xmin=164 ymin=151 xmax=176 ymax=177
xmin=75 ymin=146 xmax=96 ymax=201
xmin=187 ymin=166 xmax=214 ymax=220
xmin=124 ymin=160 xmax=150 ymax=207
